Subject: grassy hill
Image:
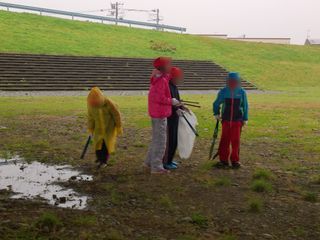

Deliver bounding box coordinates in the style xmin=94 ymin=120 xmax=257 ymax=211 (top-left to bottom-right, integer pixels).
xmin=1 ymin=10 xmax=320 ymax=91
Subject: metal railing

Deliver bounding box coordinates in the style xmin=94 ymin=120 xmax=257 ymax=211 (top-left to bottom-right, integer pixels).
xmin=0 ymin=2 xmax=187 ymax=33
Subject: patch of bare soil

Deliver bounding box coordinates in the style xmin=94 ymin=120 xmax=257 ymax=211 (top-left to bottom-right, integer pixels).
xmin=0 ymin=116 xmax=319 ymax=240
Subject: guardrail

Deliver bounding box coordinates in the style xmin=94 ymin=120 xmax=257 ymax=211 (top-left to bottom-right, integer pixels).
xmin=0 ymin=2 xmax=187 ymax=33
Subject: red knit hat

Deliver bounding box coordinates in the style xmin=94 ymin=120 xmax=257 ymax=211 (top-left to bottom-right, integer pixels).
xmin=153 ymin=57 xmax=172 ymax=69
xmin=171 ymin=67 xmax=183 ymax=79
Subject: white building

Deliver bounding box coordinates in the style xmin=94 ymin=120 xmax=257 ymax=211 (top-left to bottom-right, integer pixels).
xmin=228 ymin=37 xmax=291 ymax=45
xmin=193 ymin=34 xmax=228 ymax=39
xmin=194 ymin=34 xmax=291 ymax=45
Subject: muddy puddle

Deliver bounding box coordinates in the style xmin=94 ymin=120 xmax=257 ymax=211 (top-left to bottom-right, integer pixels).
xmin=0 ymin=156 xmax=93 ymax=209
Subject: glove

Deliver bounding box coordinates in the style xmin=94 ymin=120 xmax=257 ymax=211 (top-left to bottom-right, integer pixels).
xmin=243 ymin=121 xmax=248 ymax=126
xmin=172 ymin=98 xmax=181 ymax=106
xmin=176 ymin=109 xmax=185 ymax=117
xmin=151 ymin=69 xmax=162 ymax=78
xmin=214 ymin=115 xmax=221 ymax=121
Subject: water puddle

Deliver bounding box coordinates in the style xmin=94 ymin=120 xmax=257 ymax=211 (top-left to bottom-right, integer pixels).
xmin=0 ymin=156 xmax=93 ymax=209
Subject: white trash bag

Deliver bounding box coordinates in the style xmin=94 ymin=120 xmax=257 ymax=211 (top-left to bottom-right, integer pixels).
xmin=177 ymin=110 xmax=198 ymax=159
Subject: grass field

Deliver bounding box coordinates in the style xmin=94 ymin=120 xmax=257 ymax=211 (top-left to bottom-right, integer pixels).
xmin=1 ymin=10 xmax=320 ymax=91
xmin=0 ymin=92 xmax=319 ymax=239
xmin=0 ymin=10 xmax=320 ymax=240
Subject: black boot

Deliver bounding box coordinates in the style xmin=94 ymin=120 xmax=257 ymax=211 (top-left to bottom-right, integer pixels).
xmin=231 ymin=162 xmax=241 ymax=169
xmin=215 ymin=161 xmax=229 ymax=169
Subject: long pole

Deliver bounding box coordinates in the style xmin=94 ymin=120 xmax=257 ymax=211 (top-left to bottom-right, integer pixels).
xmin=156 ymin=9 xmax=160 ymax=30
xmin=80 ymin=136 xmax=92 ymax=159
xmin=115 ymin=2 xmax=119 ymax=25
xmin=182 ymin=113 xmax=199 ymax=137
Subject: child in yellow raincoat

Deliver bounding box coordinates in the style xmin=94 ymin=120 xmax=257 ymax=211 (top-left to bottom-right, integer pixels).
xmin=87 ymin=87 xmax=123 ymax=167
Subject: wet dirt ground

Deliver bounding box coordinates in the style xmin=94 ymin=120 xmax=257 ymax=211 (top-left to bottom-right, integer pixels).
xmin=0 ymin=156 xmax=92 ymax=209
xmin=0 ymin=115 xmax=319 ymax=240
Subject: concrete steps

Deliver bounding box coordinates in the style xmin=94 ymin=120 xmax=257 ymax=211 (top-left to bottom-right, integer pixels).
xmin=0 ymin=53 xmax=257 ymax=91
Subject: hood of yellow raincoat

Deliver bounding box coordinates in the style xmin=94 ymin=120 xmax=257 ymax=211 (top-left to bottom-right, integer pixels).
xmin=87 ymin=87 xmax=105 ymax=107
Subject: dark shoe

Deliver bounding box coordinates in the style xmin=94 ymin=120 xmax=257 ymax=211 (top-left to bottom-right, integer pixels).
xmin=215 ymin=161 xmax=229 ymax=169
xmin=172 ymin=161 xmax=179 ymax=166
xmin=231 ymin=162 xmax=241 ymax=169
xmin=97 ymin=161 xmax=107 ymax=169
xmin=164 ymin=163 xmax=178 ymax=170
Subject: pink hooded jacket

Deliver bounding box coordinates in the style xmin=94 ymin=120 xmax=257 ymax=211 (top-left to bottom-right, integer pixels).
xmin=148 ymin=73 xmax=172 ymax=118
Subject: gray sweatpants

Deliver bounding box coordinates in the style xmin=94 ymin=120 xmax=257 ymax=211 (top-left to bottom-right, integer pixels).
xmin=145 ymin=118 xmax=167 ymax=171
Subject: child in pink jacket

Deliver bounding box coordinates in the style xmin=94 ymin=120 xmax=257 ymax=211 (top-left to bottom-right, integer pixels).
xmin=145 ymin=57 xmax=180 ymax=174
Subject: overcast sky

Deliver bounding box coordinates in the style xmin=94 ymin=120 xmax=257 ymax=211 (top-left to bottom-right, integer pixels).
xmin=4 ymin=0 xmax=320 ymax=44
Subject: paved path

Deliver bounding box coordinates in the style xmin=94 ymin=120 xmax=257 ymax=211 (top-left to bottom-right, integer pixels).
xmin=0 ymin=90 xmax=277 ymax=97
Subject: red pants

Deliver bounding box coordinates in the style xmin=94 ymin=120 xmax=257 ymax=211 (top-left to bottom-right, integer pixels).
xmin=219 ymin=121 xmax=242 ymax=163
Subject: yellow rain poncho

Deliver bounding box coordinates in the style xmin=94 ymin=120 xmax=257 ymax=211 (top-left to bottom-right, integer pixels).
xmin=87 ymin=87 xmax=123 ymax=153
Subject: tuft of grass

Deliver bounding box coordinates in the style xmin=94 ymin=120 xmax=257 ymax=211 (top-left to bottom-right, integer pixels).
xmin=214 ymin=177 xmax=231 ymax=187
xmin=72 ymin=215 xmax=97 ymax=227
xmin=251 ymin=179 xmax=273 ymax=193
xmin=191 ymin=213 xmax=208 ymax=228
xmin=105 ymin=228 xmax=125 ymax=240
xmin=247 ymin=197 xmax=263 ymax=213
xmin=220 ymin=234 xmax=237 ymax=240
xmin=303 ymin=192 xmax=318 ymax=203
xmin=102 ymin=183 xmax=114 ymax=191
xmin=310 ymin=175 xmax=320 ymax=185
xmin=110 ymin=190 xmax=122 ymax=205
xmin=36 ymin=212 xmax=62 ymax=232
xmin=159 ymin=194 xmax=174 ymax=209
xmin=176 ymin=236 xmax=197 ymax=240
xmin=253 ymin=168 xmax=274 ymax=181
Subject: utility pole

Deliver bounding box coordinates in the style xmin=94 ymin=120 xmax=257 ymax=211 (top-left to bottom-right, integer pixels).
xmin=307 ymin=29 xmax=311 ymax=39
xmin=115 ymin=2 xmax=119 ymax=24
xmin=156 ymin=9 xmax=160 ymax=29
xmin=149 ymin=8 xmax=162 ymax=31
xmin=110 ymin=2 xmax=123 ymax=25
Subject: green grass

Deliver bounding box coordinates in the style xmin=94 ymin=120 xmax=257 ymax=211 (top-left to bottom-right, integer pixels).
xmin=253 ymin=168 xmax=274 ymax=181
xmin=1 ymin=10 xmax=320 ymax=91
xmin=247 ymin=197 xmax=263 ymax=213
xmin=190 ymin=213 xmax=208 ymax=228
xmin=36 ymin=212 xmax=62 ymax=232
xmin=214 ymin=176 xmax=232 ymax=187
xmin=303 ymin=192 xmax=318 ymax=203
xmin=220 ymin=235 xmax=237 ymax=240
xmin=72 ymin=215 xmax=97 ymax=227
xmin=310 ymin=175 xmax=320 ymax=185
xmin=159 ymin=194 xmax=174 ymax=209
xmin=0 ymin=10 xmax=320 ymax=240
xmin=251 ymin=179 xmax=273 ymax=193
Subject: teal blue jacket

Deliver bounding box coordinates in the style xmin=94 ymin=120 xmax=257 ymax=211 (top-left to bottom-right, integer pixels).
xmin=213 ymin=87 xmax=249 ymax=121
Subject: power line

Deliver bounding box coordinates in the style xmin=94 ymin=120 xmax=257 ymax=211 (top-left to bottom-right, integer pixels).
xmin=80 ymin=2 xmax=164 ymax=29
xmin=108 ymin=2 xmax=163 ymax=28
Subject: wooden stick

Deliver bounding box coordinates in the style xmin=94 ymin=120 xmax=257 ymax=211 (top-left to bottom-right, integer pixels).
xmin=183 ymin=103 xmax=201 ymax=108
xmin=181 ymin=100 xmax=200 ymax=104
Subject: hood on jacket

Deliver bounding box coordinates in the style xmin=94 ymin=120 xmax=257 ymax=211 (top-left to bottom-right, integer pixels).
xmin=226 ymin=72 xmax=241 ymax=89
xmin=153 ymin=57 xmax=172 ymax=70
xmin=87 ymin=87 xmax=105 ymax=107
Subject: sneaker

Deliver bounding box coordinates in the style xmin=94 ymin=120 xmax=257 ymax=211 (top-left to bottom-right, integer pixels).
xmin=97 ymin=162 xmax=107 ymax=169
xmin=231 ymin=162 xmax=241 ymax=169
xmin=214 ymin=161 xmax=229 ymax=169
xmin=164 ymin=163 xmax=178 ymax=170
xmin=172 ymin=161 xmax=179 ymax=166
xmin=151 ymin=168 xmax=170 ymax=174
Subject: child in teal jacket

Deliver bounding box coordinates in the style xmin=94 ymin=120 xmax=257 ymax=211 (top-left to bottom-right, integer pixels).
xmin=213 ymin=72 xmax=249 ymax=168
